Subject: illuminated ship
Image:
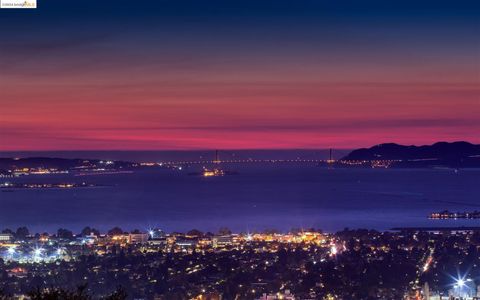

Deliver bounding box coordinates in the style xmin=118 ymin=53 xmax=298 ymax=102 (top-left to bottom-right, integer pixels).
xmin=188 ymin=167 xmax=236 ymax=177
xmin=188 ymin=151 xmax=237 ymax=177
xmin=202 ymin=167 xmax=225 ymax=177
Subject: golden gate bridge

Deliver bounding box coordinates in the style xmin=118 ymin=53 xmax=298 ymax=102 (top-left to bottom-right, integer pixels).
xmin=157 ymin=149 xmax=337 ymax=166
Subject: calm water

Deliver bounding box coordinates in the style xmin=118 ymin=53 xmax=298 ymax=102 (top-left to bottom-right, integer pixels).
xmin=1 ymin=161 xmax=479 ymax=233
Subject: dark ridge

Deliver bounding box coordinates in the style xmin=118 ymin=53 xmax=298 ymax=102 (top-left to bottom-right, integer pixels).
xmin=0 ymin=157 xmax=134 ymax=171
xmin=341 ymin=141 xmax=480 ymax=168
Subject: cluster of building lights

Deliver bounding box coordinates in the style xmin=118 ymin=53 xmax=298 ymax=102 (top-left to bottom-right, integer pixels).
xmin=2 ymin=245 xmax=65 ymax=263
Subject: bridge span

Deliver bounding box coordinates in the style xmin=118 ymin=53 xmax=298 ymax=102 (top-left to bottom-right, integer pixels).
xmin=158 ymin=158 xmax=336 ymax=165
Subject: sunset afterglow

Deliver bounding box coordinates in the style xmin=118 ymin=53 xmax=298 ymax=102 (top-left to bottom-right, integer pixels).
xmin=1 ymin=0 xmax=478 ymax=150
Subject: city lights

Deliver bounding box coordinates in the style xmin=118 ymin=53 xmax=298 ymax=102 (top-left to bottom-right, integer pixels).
xmin=33 ymin=246 xmax=45 ymax=260
xmin=330 ymin=245 xmax=338 ymax=256
xmin=1 ymin=226 xmax=480 ymax=298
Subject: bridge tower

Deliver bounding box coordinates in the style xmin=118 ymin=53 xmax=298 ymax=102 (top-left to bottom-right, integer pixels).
xmin=213 ymin=150 xmax=221 ymax=164
xmin=327 ymin=148 xmax=335 ymax=163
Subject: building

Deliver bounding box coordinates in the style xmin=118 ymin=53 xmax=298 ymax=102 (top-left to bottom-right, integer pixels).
xmin=129 ymin=233 xmax=149 ymax=244
xmin=213 ymin=235 xmax=233 ymax=247
xmin=149 ymin=229 xmax=166 ymax=239
xmin=176 ymin=238 xmax=198 ymax=248
xmin=0 ymin=233 xmax=13 ymax=242
xmin=148 ymin=237 xmax=167 ymax=246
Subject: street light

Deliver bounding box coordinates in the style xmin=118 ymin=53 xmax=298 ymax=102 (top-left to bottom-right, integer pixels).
xmin=33 ymin=247 xmax=44 ymax=259
xmin=453 ymin=276 xmax=474 ymax=298
xmin=330 ymin=245 xmax=338 ymax=256
xmin=7 ymin=247 xmax=15 ymax=255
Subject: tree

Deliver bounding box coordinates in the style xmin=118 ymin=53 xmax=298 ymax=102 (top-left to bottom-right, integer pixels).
xmin=104 ymin=286 xmax=128 ymax=300
xmin=218 ymin=227 xmax=231 ymax=235
xmin=27 ymin=285 xmax=127 ymax=300
xmin=187 ymin=229 xmax=203 ymax=237
xmin=108 ymin=227 xmax=124 ymax=236
xmin=15 ymin=226 xmax=29 ymax=240
xmin=1 ymin=228 xmax=14 ymax=236
xmin=0 ymin=288 xmax=11 ymax=300
xmin=27 ymin=284 xmax=91 ymax=300
xmin=80 ymin=226 xmax=100 ymax=237
xmin=57 ymin=228 xmax=74 ymax=240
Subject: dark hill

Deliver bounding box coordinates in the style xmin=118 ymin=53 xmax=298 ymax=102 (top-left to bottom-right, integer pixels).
xmin=0 ymin=157 xmax=133 ymax=172
xmin=342 ymin=141 xmax=480 ymax=168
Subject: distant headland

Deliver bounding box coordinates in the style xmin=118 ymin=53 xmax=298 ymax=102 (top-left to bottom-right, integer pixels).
xmin=341 ymin=141 xmax=480 ymax=168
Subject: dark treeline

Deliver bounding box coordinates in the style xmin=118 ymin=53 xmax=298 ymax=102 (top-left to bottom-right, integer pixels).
xmin=0 ymin=285 xmax=127 ymax=300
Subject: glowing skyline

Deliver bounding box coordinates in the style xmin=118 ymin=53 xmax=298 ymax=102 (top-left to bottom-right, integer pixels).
xmin=0 ymin=0 xmax=479 ymax=150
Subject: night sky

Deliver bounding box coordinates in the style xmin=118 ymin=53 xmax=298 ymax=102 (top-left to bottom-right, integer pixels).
xmin=0 ymin=0 xmax=478 ymax=150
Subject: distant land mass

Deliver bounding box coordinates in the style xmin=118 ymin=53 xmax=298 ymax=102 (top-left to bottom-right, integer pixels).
xmin=0 ymin=157 xmax=95 ymax=170
xmin=1 ymin=142 xmax=479 ymax=173
xmin=0 ymin=157 xmax=135 ymax=176
xmin=341 ymin=141 xmax=480 ymax=168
